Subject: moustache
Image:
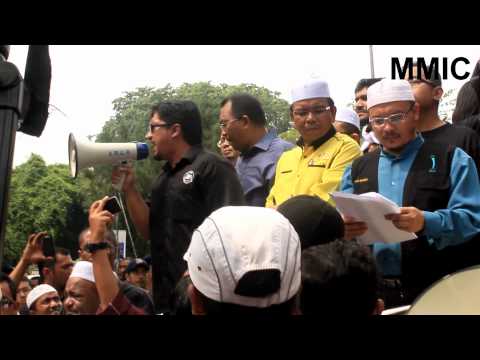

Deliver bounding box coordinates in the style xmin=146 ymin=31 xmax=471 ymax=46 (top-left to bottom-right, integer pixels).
xmin=303 ymin=123 xmax=322 ymax=130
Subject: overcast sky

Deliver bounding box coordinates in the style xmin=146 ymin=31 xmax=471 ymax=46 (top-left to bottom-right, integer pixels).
xmin=7 ymin=45 xmax=480 ymax=167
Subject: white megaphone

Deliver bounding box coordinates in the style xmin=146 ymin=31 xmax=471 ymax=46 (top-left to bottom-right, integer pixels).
xmin=68 ymin=133 xmax=149 ymax=190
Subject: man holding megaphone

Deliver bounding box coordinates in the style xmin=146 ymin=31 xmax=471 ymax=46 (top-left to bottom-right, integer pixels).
xmin=111 ymin=100 xmax=245 ymax=314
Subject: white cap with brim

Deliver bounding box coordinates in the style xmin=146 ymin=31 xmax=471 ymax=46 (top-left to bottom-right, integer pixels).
xmin=367 ymin=79 xmax=415 ymax=110
xmin=336 ymin=108 xmax=360 ymax=131
xmin=291 ymin=78 xmax=330 ymax=103
xmin=184 ymin=206 xmax=301 ymax=308
xmin=26 ymin=284 xmax=58 ymax=309
xmin=70 ymin=261 xmax=95 ymax=283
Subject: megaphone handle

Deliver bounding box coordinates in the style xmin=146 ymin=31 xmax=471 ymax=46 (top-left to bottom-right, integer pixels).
xmin=113 ymin=160 xmax=130 ymax=192
xmin=113 ymin=173 xmax=126 ymax=191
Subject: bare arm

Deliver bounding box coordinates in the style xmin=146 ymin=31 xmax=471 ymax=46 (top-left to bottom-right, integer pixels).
xmin=88 ymin=197 xmax=120 ymax=310
xmin=9 ymin=232 xmax=48 ymax=286
xmin=112 ymin=165 xmax=150 ymax=240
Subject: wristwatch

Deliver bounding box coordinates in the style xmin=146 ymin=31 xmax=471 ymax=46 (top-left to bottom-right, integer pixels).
xmin=85 ymin=242 xmax=110 ymax=253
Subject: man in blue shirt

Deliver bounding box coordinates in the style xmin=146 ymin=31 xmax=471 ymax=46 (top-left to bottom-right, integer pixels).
xmin=341 ymin=79 xmax=480 ymax=308
xmin=219 ymin=93 xmax=293 ymax=206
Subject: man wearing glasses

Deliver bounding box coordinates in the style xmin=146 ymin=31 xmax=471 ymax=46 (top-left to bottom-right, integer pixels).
xmin=112 ymin=100 xmax=245 ymax=313
xmin=340 ymin=79 xmax=480 ymax=309
xmin=219 ymin=93 xmax=293 ymax=206
xmin=266 ymin=78 xmax=361 ymax=208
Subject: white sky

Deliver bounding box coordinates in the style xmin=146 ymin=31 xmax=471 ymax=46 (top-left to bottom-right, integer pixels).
xmin=7 ymin=45 xmax=480 ymax=167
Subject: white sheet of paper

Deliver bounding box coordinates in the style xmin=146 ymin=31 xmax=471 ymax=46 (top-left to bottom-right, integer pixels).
xmin=331 ymin=191 xmax=417 ymax=245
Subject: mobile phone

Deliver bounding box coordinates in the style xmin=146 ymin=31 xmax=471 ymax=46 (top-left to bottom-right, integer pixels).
xmin=104 ymin=196 xmax=121 ymax=215
xmin=42 ymin=235 xmax=56 ymax=258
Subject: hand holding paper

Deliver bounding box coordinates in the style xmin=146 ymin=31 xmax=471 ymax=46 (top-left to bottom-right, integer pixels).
xmin=331 ymin=191 xmax=418 ymax=245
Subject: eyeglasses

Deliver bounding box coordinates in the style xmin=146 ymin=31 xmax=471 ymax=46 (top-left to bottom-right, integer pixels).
xmin=292 ymin=106 xmax=331 ymax=119
xmin=369 ymin=104 xmax=414 ymax=127
xmin=147 ymin=123 xmax=170 ymax=134
xmin=219 ymin=116 xmax=242 ymax=129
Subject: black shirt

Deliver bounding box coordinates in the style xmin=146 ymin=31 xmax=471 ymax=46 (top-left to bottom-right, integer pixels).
xmin=421 ymin=123 xmax=480 ymax=176
xmin=149 ymin=145 xmax=245 ymax=312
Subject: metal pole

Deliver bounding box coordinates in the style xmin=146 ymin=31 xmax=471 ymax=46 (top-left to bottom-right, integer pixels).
xmin=369 ymin=45 xmax=375 ymax=78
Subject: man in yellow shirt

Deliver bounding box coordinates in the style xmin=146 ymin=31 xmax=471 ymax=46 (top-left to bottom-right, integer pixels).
xmin=266 ymin=78 xmax=361 ymax=207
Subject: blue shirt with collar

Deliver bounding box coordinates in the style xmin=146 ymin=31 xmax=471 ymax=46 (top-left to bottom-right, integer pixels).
xmin=340 ymin=134 xmax=480 ymax=276
xmin=236 ymin=129 xmax=293 ymax=206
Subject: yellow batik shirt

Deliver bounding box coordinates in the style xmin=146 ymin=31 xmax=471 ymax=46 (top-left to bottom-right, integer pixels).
xmin=266 ymin=127 xmax=362 ymax=207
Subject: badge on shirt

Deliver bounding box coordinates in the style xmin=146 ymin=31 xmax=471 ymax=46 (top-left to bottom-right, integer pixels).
xmin=308 ymin=159 xmax=325 ymax=168
xmin=183 ymin=170 xmax=195 ymax=184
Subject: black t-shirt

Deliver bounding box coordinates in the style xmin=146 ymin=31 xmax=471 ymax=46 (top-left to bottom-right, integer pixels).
xmin=149 ymin=145 xmax=245 ymax=312
xmin=421 ymin=123 xmax=480 ymax=176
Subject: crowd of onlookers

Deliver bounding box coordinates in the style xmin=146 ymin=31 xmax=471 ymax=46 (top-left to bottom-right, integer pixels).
xmin=2 ymin=59 xmax=480 ymax=316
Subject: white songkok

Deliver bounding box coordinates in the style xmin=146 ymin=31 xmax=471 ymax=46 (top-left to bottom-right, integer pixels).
xmin=291 ymin=78 xmax=330 ymax=103
xmin=70 ymin=261 xmax=96 ymax=283
xmin=26 ymin=284 xmax=58 ymax=309
xmin=336 ymin=108 xmax=360 ymax=131
xmin=367 ymin=79 xmax=415 ymax=110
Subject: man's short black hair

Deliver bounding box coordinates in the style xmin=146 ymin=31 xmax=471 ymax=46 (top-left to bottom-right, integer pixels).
xmin=411 ymin=61 xmax=442 ymax=87
xmin=300 ymin=239 xmax=380 ymax=315
xmin=0 ymin=272 xmax=17 ymax=299
xmin=277 ymin=195 xmax=344 ymax=250
xmin=170 ymin=275 xmax=192 ymax=316
xmin=38 ymin=247 xmax=71 ymax=282
xmin=354 ymin=78 xmax=383 ymax=94
xmin=150 ymin=100 xmax=203 ymax=146
xmin=220 ymin=93 xmax=266 ymax=127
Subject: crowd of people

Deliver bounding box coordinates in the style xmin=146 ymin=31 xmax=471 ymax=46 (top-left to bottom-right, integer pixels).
xmin=1 ymin=60 xmax=480 ymax=315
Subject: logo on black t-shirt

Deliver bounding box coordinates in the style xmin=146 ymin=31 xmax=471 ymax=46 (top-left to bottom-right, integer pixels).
xmin=183 ymin=170 xmax=195 ymax=184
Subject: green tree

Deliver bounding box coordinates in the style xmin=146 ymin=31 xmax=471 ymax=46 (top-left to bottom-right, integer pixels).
xmin=4 ymin=154 xmax=90 ymax=262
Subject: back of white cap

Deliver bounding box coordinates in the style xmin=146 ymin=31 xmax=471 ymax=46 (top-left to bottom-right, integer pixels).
xmin=184 ymin=206 xmax=301 ymax=308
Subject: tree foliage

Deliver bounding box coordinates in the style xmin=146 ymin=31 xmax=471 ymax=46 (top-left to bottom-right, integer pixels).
xmin=5 ymin=155 xmax=90 ymax=262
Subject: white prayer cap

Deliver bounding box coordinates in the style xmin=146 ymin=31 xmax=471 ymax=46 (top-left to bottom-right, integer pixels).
xmin=26 ymin=284 xmax=58 ymax=309
xmin=70 ymin=261 xmax=95 ymax=283
xmin=367 ymin=79 xmax=415 ymax=110
xmin=291 ymin=78 xmax=330 ymax=104
xmin=184 ymin=206 xmax=301 ymax=308
xmin=336 ymin=108 xmax=360 ymax=131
